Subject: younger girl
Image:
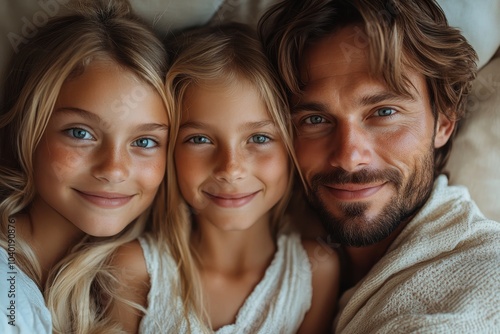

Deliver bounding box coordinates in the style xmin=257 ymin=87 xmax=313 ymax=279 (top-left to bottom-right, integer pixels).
xmin=111 ymin=23 xmax=339 ymax=333
xmin=0 ymin=1 xmax=169 ymax=333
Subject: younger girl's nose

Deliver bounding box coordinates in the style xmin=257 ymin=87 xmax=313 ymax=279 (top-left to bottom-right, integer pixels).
xmin=213 ymin=148 xmax=247 ymax=183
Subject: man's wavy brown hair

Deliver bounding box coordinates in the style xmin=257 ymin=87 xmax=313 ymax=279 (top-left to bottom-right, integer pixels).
xmin=259 ymin=0 xmax=477 ymax=176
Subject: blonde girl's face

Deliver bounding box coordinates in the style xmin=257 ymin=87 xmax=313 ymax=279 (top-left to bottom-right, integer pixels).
xmin=32 ymin=60 xmax=168 ymax=237
xmin=174 ymin=79 xmax=289 ymax=231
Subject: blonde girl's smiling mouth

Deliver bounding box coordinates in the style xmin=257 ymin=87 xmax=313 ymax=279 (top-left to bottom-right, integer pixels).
xmin=202 ymin=190 xmax=261 ymax=208
xmin=74 ymin=189 xmax=136 ymax=208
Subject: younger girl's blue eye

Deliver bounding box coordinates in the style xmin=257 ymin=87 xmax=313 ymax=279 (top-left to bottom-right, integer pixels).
xmin=249 ymin=134 xmax=270 ymax=144
xmin=376 ymin=108 xmax=396 ymax=117
xmin=67 ymin=128 xmax=93 ymax=140
xmin=189 ymin=136 xmax=211 ymax=144
xmin=133 ymin=138 xmax=157 ymax=148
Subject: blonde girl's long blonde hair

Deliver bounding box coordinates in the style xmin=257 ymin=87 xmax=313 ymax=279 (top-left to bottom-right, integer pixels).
xmin=0 ymin=1 xmax=169 ymax=333
xmin=161 ymin=22 xmax=301 ymax=331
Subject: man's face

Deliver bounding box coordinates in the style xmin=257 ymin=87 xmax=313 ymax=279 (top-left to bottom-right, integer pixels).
xmin=292 ymin=25 xmax=453 ymax=247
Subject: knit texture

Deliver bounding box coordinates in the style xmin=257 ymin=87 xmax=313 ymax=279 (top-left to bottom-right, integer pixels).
xmin=334 ymin=175 xmax=500 ymax=334
xmin=138 ymin=232 xmax=312 ymax=333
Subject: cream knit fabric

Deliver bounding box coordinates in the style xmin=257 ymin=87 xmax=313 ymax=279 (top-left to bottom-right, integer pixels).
xmin=138 ymin=232 xmax=312 ymax=334
xmin=334 ymin=175 xmax=500 ymax=333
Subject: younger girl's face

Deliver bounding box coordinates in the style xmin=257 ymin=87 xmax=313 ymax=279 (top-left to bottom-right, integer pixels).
xmin=175 ymin=79 xmax=289 ymax=231
xmin=32 ymin=60 xmax=168 ymax=237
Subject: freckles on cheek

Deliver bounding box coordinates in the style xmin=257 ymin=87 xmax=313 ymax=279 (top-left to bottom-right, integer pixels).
xmin=37 ymin=143 xmax=86 ymax=181
xmin=139 ymin=159 xmax=167 ymax=187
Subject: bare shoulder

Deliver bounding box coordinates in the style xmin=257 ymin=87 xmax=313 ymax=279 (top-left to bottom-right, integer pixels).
xmin=298 ymin=238 xmax=340 ymax=334
xmin=301 ymin=238 xmax=341 ymax=281
xmin=109 ymin=240 xmax=150 ymax=333
xmin=111 ymin=240 xmax=148 ymax=281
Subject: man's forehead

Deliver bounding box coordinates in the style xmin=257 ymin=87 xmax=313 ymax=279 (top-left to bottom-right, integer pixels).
xmin=301 ymin=25 xmax=370 ymax=82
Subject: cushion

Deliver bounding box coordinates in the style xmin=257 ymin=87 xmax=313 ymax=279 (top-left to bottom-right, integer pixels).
xmin=446 ymin=55 xmax=500 ymax=221
xmin=0 ymin=0 xmax=224 ymax=103
xmin=437 ymin=0 xmax=500 ymax=69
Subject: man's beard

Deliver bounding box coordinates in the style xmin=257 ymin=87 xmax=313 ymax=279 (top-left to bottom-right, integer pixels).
xmin=306 ymin=151 xmax=435 ymax=247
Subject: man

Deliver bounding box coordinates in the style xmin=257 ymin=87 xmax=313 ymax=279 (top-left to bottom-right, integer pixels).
xmin=259 ymin=0 xmax=500 ymax=332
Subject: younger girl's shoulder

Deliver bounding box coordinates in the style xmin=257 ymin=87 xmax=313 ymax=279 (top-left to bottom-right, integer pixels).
xmin=301 ymin=237 xmax=341 ymax=278
xmin=108 ymin=240 xmax=150 ymax=332
xmin=297 ymin=237 xmax=340 ymax=334
xmin=111 ymin=240 xmax=148 ymax=277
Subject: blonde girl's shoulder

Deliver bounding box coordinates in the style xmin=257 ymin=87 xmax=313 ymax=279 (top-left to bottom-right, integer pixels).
xmin=298 ymin=238 xmax=340 ymax=334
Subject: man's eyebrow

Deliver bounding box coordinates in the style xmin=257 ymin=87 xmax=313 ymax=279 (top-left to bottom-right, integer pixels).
xmin=55 ymin=107 xmax=101 ymax=122
xmin=291 ymin=102 xmax=329 ymax=114
xmin=358 ymin=91 xmax=415 ymax=106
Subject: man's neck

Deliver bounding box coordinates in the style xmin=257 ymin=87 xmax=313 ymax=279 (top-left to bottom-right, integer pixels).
xmin=341 ymin=221 xmax=409 ymax=291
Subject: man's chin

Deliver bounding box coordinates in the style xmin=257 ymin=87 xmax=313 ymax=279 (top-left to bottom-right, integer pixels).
xmin=312 ymin=200 xmax=407 ymax=247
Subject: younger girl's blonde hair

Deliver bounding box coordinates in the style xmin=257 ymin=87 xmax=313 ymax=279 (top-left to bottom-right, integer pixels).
xmin=161 ymin=22 xmax=300 ymax=331
xmin=0 ymin=1 xmax=169 ymax=333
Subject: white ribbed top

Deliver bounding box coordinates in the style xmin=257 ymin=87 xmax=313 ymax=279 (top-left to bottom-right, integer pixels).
xmin=139 ymin=232 xmax=312 ymax=334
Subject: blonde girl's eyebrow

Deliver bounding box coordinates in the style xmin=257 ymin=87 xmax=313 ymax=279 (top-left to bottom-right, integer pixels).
xmin=55 ymin=107 xmax=168 ymax=132
xmin=54 ymin=107 xmax=102 ymax=122
xmin=135 ymin=123 xmax=169 ymax=132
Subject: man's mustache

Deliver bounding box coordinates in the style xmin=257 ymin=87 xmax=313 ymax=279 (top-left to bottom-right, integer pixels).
xmin=310 ymin=167 xmax=402 ymax=188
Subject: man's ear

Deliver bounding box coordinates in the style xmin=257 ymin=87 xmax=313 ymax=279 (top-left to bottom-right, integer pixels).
xmin=434 ymin=113 xmax=455 ymax=149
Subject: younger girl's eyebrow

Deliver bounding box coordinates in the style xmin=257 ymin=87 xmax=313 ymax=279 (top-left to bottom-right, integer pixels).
xmin=240 ymin=120 xmax=274 ymax=131
xmin=180 ymin=120 xmax=275 ymax=131
xmin=179 ymin=121 xmax=205 ymax=130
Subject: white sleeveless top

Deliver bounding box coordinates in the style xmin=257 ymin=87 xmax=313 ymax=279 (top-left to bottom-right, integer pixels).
xmin=138 ymin=232 xmax=312 ymax=334
xmin=0 ymin=247 xmax=52 ymax=334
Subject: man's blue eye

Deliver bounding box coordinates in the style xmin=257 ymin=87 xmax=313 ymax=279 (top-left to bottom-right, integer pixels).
xmin=189 ymin=136 xmax=211 ymax=144
xmin=67 ymin=128 xmax=93 ymax=140
xmin=305 ymin=115 xmax=326 ymax=124
xmin=250 ymin=135 xmax=270 ymax=144
xmin=376 ymin=108 xmax=396 ymax=116
xmin=133 ymin=138 xmax=157 ymax=148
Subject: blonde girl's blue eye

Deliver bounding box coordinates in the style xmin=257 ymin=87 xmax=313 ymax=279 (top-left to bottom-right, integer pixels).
xmin=249 ymin=134 xmax=270 ymax=144
xmin=132 ymin=138 xmax=158 ymax=148
xmin=376 ymin=108 xmax=396 ymax=117
xmin=188 ymin=136 xmax=211 ymax=144
xmin=67 ymin=128 xmax=93 ymax=140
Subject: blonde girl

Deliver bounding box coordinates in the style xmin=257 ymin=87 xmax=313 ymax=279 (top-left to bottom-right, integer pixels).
xmin=111 ymin=22 xmax=339 ymax=333
xmin=0 ymin=1 xmax=169 ymax=333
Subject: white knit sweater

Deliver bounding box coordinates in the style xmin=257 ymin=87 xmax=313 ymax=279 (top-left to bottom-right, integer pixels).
xmin=334 ymin=175 xmax=500 ymax=334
